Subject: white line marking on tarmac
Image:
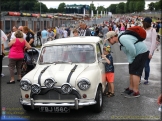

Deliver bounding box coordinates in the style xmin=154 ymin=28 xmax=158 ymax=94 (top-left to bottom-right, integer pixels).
xmin=2 ymin=63 xmax=160 ymax=68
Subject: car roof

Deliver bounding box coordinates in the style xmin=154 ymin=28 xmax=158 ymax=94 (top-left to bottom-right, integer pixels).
xmin=44 ymin=36 xmax=102 ymax=45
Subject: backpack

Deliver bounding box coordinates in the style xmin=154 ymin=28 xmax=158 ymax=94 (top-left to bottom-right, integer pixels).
xmin=118 ymin=26 xmax=146 ymax=50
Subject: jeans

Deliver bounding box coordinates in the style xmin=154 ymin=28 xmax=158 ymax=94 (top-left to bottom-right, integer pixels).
xmin=0 ymin=55 xmax=3 ymax=74
xmin=144 ymin=58 xmax=151 ymax=81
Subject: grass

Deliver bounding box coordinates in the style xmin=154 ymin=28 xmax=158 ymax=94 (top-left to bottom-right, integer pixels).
xmin=35 ymin=45 xmax=42 ymax=48
xmin=4 ymin=51 xmax=9 ymax=56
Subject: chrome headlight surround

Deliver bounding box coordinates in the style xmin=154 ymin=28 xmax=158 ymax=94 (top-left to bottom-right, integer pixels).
xmin=31 ymin=84 xmax=41 ymax=94
xmin=44 ymin=78 xmax=57 ymax=88
xmin=20 ymin=79 xmax=32 ymax=91
xmin=77 ymin=78 xmax=91 ymax=91
xmin=61 ymin=83 xmax=72 ymax=94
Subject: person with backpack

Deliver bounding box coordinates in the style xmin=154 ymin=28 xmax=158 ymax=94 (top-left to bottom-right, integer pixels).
xmin=106 ymin=26 xmax=149 ymax=98
xmin=142 ymin=17 xmax=157 ymax=85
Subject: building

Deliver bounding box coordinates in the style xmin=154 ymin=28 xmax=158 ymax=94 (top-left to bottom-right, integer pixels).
xmin=65 ymin=4 xmax=90 ymax=14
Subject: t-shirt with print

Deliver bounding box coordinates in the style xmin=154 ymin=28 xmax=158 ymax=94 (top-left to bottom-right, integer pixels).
xmin=104 ymin=54 xmax=114 ymax=73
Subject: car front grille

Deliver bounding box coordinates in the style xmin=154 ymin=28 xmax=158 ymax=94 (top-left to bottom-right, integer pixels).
xmin=33 ymin=90 xmax=77 ymax=100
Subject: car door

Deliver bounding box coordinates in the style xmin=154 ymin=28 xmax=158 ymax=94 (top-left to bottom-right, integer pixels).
xmin=96 ymin=41 xmax=106 ymax=92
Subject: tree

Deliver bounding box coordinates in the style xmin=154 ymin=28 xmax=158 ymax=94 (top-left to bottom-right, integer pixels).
xmin=126 ymin=0 xmax=131 ymax=13
xmin=48 ymin=8 xmax=58 ymax=13
xmin=90 ymin=3 xmax=96 ymax=14
xmin=58 ymin=2 xmax=66 ymax=13
xmin=124 ymin=3 xmax=127 ymax=13
xmin=148 ymin=2 xmax=155 ymax=11
xmin=1 ymin=0 xmax=21 ymax=11
xmin=19 ymin=0 xmax=38 ymax=12
xmin=107 ymin=4 xmax=117 ymax=14
xmin=128 ymin=1 xmax=134 ymax=13
xmin=116 ymin=2 xmax=125 ymax=14
xmin=97 ymin=6 xmax=106 ymax=14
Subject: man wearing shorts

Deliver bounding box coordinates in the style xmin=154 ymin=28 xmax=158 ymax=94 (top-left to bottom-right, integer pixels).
xmin=106 ymin=31 xmax=149 ymax=98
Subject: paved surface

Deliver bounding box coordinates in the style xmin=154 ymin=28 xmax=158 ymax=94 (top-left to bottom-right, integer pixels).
xmin=1 ymin=42 xmax=161 ymax=121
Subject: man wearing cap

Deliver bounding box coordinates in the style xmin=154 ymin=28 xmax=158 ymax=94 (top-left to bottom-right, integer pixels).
xmin=106 ymin=30 xmax=149 ymax=98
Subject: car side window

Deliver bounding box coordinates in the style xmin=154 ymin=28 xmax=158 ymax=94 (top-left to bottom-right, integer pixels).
xmin=96 ymin=43 xmax=102 ymax=60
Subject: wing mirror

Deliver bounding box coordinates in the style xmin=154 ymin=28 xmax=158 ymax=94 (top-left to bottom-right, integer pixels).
xmin=99 ymin=58 xmax=106 ymax=63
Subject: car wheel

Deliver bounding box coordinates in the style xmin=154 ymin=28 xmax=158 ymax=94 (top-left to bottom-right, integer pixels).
xmin=93 ymin=86 xmax=103 ymax=113
xmin=22 ymin=105 xmax=32 ymax=111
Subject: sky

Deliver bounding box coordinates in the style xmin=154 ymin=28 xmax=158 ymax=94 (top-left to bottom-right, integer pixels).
xmin=40 ymin=0 xmax=158 ymax=10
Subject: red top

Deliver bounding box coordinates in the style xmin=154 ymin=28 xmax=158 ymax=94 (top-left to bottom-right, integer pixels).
xmin=8 ymin=38 xmax=26 ymax=59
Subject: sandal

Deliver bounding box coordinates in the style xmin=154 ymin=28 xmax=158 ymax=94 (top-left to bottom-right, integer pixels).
xmin=108 ymin=92 xmax=115 ymax=98
xmin=106 ymin=92 xmax=111 ymax=95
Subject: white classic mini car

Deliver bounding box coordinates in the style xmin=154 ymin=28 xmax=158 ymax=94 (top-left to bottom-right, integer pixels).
xmin=19 ymin=36 xmax=107 ymax=113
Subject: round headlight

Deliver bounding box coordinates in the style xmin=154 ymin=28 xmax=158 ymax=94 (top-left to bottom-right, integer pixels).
xmin=44 ymin=78 xmax=57 ymax=88
xmin=61 ymin=83 xmax=72 ymax=94
xmin=77 ymin=78 xmax=91 ymax=91
xmin=20 ymin=79 xmax=31 ymax=91
xmin=31 ymin=84 xmax=41 ymax=94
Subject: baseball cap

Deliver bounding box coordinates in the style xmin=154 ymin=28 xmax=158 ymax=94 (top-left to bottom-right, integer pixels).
xmin=143 ymin=17 xmax=152 ymax=24
xmin=103 ymin=45 xmax=111 ymax=52
xmin=106 ymin=31 xmax=117 ymax=40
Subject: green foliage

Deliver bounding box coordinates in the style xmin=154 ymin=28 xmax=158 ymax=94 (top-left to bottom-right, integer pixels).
xmin=97 ymin=6 xmax=106 ymax=14
xmin=148 ymin=2 xmax=155 ymax=11
xmin=116 ymin=2 xmax=125 ymax=14
xmin=124 ymin=3 xmax=128 ymax=13
xmin=107 ymin=4 xmax=117 ymax=14
xmin=1 ymin=0 xmax=48 ymax=13
xmin=90 ymin=3 xmax=96 ymax=14
xmin=58 ymin=2 xmax=66 ymax=13
xmin=148 ymin=0 xmax=161 ymax=11
xmin=48 ymin=8 xmax=58 ymax=13
xmin=134 ymin=0 xmax=145 ymax=12
xmin=1 ymin=0 xmax=156 ymax=14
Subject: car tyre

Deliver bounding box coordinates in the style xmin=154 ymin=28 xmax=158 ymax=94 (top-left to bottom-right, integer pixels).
xmin=22 ymin=105 xmax=32 ymax=111
xmin=92 ymin=85 xmax=103 ymax=113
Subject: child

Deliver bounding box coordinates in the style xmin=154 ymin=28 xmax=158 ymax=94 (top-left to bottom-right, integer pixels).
xmin=73 ymin=29 xmax=79 ymax=37
xmin=102 ymin=45 xmax=115 ymax=97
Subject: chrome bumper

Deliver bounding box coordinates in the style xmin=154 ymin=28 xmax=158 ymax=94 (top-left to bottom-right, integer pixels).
xmin=19 ymin=98 xmax=96 ymax=110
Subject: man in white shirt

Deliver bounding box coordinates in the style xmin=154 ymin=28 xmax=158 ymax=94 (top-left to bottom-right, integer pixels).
xmin=63 ymin=29 xmax=68 ymax=38
xmin=10 ymin=26 xmax=26 ymax=41
xmin=0 ymin=29 xmax=7 ymax=77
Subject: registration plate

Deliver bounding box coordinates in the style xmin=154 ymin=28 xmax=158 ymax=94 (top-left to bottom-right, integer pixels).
xmin=39 ymin=106 xmax=70 ymax=113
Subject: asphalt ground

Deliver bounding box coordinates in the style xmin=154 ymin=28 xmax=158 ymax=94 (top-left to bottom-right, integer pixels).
xmin=1 ymin=42 xmax=161 ymax=121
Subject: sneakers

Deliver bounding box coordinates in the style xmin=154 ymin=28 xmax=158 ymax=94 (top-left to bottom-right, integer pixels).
xmin=144 ymin=80 xmax=149 ymax=85
xmin=1 ymin=73 xmax=5 ymax=77
xmin=121 ymin=88 xmax=133 ymax=95
xmin=124 ymin=91 xmax=140 ymax=98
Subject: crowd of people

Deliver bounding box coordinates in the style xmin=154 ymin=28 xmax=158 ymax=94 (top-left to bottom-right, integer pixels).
xmin=0 ymin=15 xmax=161 ymax=108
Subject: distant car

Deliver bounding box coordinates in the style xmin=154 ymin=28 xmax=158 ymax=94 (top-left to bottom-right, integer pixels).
xmin=19 ymin=37 xmax=106 ymax=113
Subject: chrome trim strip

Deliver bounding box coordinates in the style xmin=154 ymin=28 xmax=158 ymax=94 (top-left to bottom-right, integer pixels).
xmin=75 ymin=98 xmax=78 ymax=110
xmin=38 ymin=66 xmax=50 ymax=86
xmin=31 ymin=98 xmax=34 ymax=109
xmin=20 ymin=98 xmax=96 ymax=109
